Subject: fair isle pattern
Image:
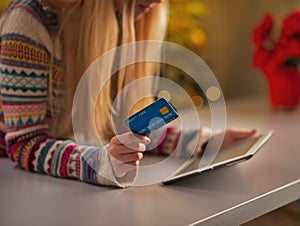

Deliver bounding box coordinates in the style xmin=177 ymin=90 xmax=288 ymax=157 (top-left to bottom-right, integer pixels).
xmin=1 ymin=71 xmax=48 ymax=91
xmin=157 ymin=127 xmax=181 ymax=155
xmin=43 ymin=140 xmax=62 ymax=175
xmin=176 ymin=130 xmax=200 ymax=159
xmin=156 ymin=127 xmax=205 ymax=159
xmin=17 ymin=134 xmax=39 ymax=169
xmin=67 ymin=147 xmax=82 ymax=179
xmin=81 ymin=147 xmax=100 ymax=184
xmin=2 ymin=102 xmax=47 ymax=129
xmin=0 ymin=34 xmax=50 ymax=71
xmin=0 ymin=132 xmax=5 ymax=156
xmin=8 ymin=0 xmax=59 ymax=37
xmin=0 ymin=106 xmax=6 ymax=155
xmin=31 ymin=137 xmax=52 ymax=172
xmin=50 ymin=140 xmax=72 ymax=177
xmin=1 ymin=36 xmax=50 ymax=133
xmin=0 ymin=1 xmax=82 ymax=183
xmin=0 ymin=0 xmax=126 ymax=188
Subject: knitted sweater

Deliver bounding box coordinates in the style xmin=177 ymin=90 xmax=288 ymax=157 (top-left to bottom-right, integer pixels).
xmin=0 ymin=0 xmax=209 ymax=188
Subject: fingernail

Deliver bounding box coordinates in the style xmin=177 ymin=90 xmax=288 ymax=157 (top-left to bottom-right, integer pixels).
xmin=145 ymin=137 xmax=151 ymax=144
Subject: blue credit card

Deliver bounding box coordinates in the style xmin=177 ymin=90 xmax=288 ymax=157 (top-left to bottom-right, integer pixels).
xmin=124 ymin=98 xmax=179 ymax=135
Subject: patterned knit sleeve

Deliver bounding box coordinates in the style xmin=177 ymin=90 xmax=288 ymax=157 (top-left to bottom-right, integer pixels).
xmin=0 ymin=1 xmax=129 ymax=188
xmin=152 ymin=126 xmax=211 ymax=159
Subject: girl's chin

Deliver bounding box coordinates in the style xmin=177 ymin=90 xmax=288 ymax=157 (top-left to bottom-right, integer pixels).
xmin=136 ymin=9 xmax=151 ymax=21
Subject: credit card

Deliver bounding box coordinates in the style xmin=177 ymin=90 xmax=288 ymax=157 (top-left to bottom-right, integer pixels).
xmin=124 ymin=98 xmax=179 ymax=135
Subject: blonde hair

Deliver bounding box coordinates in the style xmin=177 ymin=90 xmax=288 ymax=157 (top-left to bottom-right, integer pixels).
xmin=52 ymin=0 xmax=168 ymax=142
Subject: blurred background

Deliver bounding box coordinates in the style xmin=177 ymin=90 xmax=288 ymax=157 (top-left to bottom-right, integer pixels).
xmin=163 ymin=0 xmax=300 ymax=109
xmin=0 ymin=0 xmax=9 ymax=12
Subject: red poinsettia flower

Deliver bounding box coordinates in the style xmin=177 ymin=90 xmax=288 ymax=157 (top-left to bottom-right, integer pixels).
xmin=279 ymin=10 xmax=300 ymax=59
xmin=281 ymin=10 xmax=300 ymax=40
xmin=252 ymin=13 xmax=274 ymax=47
xmin=252 ymin=48 xmax=272 ymax=68
xmin=252 ymin=11 xmax=300 ymax=110
xmin=284 ymin=39 xmax=300 ymax=59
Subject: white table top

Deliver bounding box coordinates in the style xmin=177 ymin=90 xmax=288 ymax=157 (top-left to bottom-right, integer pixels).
xmin=1 ymin=95 xmax=300 ymax=226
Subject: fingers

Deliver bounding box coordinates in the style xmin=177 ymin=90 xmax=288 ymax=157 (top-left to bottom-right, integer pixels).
xmin=115 ymin=152 xmax=143 ymax=164
xmin=218 ymin=128 xmax=257 ymax=149
xmin=108 ymin=132 xmax=151 ymax=178
xmin=226 ymin=128 xmax=257 ymax=140
xmin=110 ymin=132 xmax=151 ymax=146
xmin=109 ymin=142 xmax=147 ymax=155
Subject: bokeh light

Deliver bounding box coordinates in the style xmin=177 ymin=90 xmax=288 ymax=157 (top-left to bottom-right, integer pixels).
xmin=206 ymin=86 xmax=221 ymax=101
xmin=192 ymin=95 xmax=204 ymax=108
xmin=157 ymin=89 xmax=172 ymax=101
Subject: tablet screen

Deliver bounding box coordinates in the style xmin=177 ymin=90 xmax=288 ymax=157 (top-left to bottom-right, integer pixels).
xmin=210 ymin=135 xmax=261 ymax=164
xmin=165 ymin=132 xmax=272 ymax=181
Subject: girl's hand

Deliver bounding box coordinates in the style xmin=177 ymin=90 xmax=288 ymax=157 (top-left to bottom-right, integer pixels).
xmin=220 ymin=128 xmax=257 ymax=149
xmin=206 ymin=128 xmax=257 ymax=151
xmin=108 ymin=132 xmax=151 ymax=178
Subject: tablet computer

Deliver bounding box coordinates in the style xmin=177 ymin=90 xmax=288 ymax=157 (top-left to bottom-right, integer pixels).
xmin=162 ymin=131 xmax=273 ymax=184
